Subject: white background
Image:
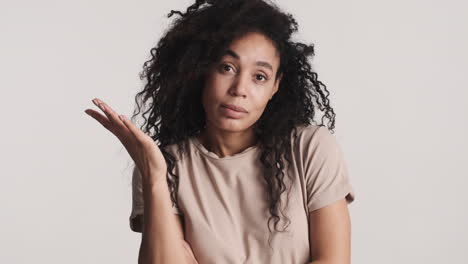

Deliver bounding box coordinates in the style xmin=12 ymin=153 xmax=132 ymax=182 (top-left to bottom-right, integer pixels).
xmin=1 ymin=0 xmax=467 ymax=263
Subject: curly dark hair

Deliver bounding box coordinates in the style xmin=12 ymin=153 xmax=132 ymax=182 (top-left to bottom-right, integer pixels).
xmin=130 ymin=0 xmax=337 ymax=249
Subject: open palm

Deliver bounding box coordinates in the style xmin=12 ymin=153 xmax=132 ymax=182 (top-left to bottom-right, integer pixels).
xmin=84 ymin=98 xmax=167 ymax=183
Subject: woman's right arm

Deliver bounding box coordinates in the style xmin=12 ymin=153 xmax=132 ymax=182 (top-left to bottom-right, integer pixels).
xmin=84 ymin=98 xmax=198 ymax=264
xmin=138 ymin=173 xmax=198 ymax=264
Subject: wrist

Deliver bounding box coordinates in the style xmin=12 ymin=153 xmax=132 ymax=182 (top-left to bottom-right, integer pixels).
xmin=141 ymin=168 xmax=170 ymax=197
xmin=142 ymin=177 xmax=170 ymax=199
xmin=142 ymin=167 xmax=167 ymax=183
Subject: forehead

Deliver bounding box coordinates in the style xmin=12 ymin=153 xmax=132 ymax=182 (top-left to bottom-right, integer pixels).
xmin=221 ymin=32 xmax=280 ymax=69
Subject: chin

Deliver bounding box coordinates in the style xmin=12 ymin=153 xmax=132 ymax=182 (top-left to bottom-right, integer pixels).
xmin=211 ymin=117 xmax=250 ymax=132
xmin=218 ymin=120 xmax=246 ymax=131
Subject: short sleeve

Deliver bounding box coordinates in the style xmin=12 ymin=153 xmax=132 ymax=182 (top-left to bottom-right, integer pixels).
xmin=129 ymin=165 xmax=183 ymax=233
xmin=301 ymin=126 xmax=356 ymax=212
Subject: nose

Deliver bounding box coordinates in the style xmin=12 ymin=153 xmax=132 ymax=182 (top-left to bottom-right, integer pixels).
xmin=228 ymin=72 xmax=249 ymax=98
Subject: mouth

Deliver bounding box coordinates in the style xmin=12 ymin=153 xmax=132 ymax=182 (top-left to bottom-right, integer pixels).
xmin=220 ymin=104 xmax=248 ymax=119
xmin=221 ymin=103 xmax=248 ymax=113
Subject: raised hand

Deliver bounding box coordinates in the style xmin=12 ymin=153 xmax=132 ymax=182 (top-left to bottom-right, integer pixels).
xmin=84 ymin=98 xmax=167 ymax=184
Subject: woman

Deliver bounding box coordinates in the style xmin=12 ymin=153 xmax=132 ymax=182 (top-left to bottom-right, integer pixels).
xmin=85 ymin=0 xmax=356 ymax=263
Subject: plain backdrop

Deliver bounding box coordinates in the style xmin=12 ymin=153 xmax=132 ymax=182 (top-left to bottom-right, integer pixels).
xmin=1 ymin=0 xmax=467 ymax=263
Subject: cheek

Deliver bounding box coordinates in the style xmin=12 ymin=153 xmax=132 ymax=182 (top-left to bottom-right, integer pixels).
xmin=251 ymin=91 xmax=272 ymax=110
xmin=203 ymin=76 xmax=228 ymax=102
xmin=201 ymin=79 xmax=223 ymax=110
xmin=245 ymin=98 xmax=269 ymax=122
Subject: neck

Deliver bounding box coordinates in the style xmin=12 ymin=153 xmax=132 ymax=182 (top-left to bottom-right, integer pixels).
xmin=197 ymin=124 xmax=257 ymax=158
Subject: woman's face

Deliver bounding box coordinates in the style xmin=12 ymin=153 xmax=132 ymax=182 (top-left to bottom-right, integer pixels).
xmin=201 ymin=31 xmax=282 ymax=133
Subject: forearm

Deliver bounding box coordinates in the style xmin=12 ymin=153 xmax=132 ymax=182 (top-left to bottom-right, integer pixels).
xmin=139 ymin=175 xmax=191 ymax=264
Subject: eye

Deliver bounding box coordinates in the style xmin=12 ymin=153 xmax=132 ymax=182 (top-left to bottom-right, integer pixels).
xmin=255 ymin=74 xmax=268 ymax=82
xmin=220 ymin=63 xmax=234 ymax=73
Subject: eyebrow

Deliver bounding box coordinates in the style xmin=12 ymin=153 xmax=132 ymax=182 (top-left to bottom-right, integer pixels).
xmin=222 ymin=49 xmax=274 ymax=72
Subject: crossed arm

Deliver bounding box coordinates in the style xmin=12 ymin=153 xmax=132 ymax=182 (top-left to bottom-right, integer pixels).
xmin=181 ymin=197 xmax=352 ymax=264
xmin=137 ymin=197 xmax=351 ymax=264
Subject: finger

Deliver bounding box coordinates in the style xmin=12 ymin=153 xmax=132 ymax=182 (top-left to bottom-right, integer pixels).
xmin=92 ymin=98 xmax=131 ymax=138
xmin=92 ymin=98 xmax=123 ymax=127
xmin=118 ymin=114 xmax=146 ymax=141
xmin=118 ymin=115 xmax=147 ymax=161
xmin=88 ymin=109 xmax=139 ymax=156
xmin=84 ymin=108 xmax=112 ymax=130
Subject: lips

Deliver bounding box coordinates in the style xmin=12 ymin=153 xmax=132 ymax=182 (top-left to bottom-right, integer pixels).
xmin=221 ymin=103 xmax=248 ymax=113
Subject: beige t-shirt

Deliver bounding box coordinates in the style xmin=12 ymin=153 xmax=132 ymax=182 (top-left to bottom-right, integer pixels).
xmin=129 ymin=124 xmax=356 ymax=264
